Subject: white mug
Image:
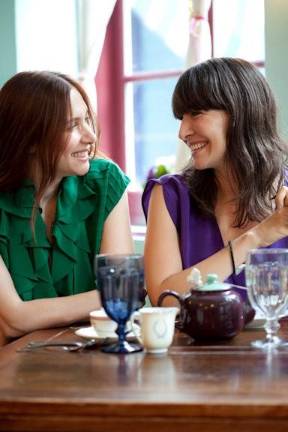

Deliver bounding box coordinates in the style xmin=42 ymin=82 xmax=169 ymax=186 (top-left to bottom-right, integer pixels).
xmin=132 ymin=307 xmax=179 ymax=354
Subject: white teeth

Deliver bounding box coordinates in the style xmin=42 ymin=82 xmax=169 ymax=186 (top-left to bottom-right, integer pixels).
xmin=72 ymin=151 xmax=88 ymax=158
xmin=190 ymin=142 xmax=207 ymax=151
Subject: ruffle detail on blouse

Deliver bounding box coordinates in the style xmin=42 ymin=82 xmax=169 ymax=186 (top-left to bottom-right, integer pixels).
xmin=0 ymin=196 xmax=57 ymax=300
xmin=0 ymin=159 xmax=130 ymax=300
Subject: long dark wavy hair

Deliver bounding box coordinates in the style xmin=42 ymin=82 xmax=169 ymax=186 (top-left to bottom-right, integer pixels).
xmin=172 ymin=57 xmax=287 ymax=227
xmin=0 ymin=71 xmax=97 ymax=206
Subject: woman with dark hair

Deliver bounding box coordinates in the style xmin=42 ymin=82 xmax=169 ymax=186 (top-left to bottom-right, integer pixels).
xmin=0 ymin=71 xmax=133 ymax=338
xmin=143 ymin=57 xmax=288 ymax=305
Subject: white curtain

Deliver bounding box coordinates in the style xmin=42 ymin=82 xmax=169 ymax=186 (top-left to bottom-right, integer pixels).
xmin=76 ymin=0 xmax=117 ymax=109
xmin=174 ymin=0 xmax=212 ymax=172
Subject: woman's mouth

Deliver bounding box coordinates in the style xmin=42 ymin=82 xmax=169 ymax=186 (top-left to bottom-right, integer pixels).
xmin=71 ymin=150 xmax=89 ymax=160
xmin=189 ymin=141 xmax=208 ymax=153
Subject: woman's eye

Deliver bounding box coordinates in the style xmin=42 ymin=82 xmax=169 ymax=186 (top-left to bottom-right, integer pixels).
xmin=66 ymin=120 xmax=78 ymax=130
xmin=190 ymin=111 xmax=202 ymax=118
xmin=66 ymin=115 xmax=92 ymax=131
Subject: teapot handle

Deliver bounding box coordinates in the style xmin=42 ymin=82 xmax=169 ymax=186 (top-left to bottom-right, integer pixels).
xmin=157 ymin=290 xmax=184 ymax=331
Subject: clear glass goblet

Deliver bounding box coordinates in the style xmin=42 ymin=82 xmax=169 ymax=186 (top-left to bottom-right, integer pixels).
xmin=95 ymin=254 xmax=146 ymax=354
xmin=245 ymin=248 xmax=288 ymax=349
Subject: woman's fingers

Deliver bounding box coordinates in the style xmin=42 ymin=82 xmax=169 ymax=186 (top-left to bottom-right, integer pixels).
xmin=275 ymin=186 xmax=288 ymax=209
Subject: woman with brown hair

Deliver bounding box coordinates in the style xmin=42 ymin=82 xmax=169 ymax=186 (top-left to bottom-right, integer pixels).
xmin=143 ymin=57 xmax=288 ymax=306
xmin=0 ymin=71 xmax=133 ymax=338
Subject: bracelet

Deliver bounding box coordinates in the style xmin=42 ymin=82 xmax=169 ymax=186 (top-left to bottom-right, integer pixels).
xmin=227 ymin=240 xmax=236 ymax=274
xmin=227 ymin=240 xmax=245 ymax=275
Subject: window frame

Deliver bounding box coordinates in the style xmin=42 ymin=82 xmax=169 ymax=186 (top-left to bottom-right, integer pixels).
xmin=96 ymin=0 xmax=264 ymax=224
xmin=96 ymin=0 xmax=185 ymax=177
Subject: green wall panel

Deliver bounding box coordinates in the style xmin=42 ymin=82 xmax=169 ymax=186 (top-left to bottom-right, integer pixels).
xmin=0 ymin=0 xmax=17 ymax=86
xmin=265 ymin=0 xmax=288 ymax=139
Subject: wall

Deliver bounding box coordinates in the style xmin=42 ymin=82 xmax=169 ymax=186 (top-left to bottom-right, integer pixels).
xmin=265 ymin=0 xmax=288 ymax=138
xmin=0 ymin=0 xmax=17 ymax=85
xmin=0 ymin=0 xmax=78 ymax=86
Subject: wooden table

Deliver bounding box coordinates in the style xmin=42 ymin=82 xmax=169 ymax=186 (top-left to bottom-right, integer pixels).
xmin=1 ymin=322 xmax=288 ymax=432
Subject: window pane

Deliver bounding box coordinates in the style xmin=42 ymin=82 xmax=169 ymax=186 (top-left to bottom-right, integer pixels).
xmin=128 ymin=77 xmax=179 ymax=184
xmin=123 ymin=0 xmax=265 ymax=192
xmin=213 ymin=0 xmax=265 ymax=61
xmin=129 ymin=0 xmax=188 ymax=73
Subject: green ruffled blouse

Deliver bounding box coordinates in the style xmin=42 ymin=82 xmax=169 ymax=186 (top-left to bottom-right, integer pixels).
xmin=0 ymin=159 xmax=130 ymax=300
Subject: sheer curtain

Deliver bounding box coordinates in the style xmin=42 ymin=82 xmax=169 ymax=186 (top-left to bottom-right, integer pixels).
xmin=76 ymin=0 xmax=117 ymax=109
xmin=174 ymin=0 xmax=212 ymax=172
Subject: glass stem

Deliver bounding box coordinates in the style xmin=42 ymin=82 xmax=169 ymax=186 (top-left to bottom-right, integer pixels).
xmin=265 ymin=317 xmax=280 ymax=343
xmin=116 ymin=322 xmax=126 ymax=349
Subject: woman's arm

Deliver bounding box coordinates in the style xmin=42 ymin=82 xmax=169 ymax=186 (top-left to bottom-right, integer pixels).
xmin=0 ymin=255 xmax=101 ymax=339
xmin=144 ymin=185 xmax=288 ymax=305
xmin=100 ymin=191 xmax=134 ymax=254
xmin=144 ymin=185 xmax=246 ymax=305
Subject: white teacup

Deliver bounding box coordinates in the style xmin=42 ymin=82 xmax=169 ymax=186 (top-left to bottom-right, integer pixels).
xmin=132 ymin=307 xmax=179 ymax=354
xmin=89 ymin=309 xmax=117 ymax=336
xmin=89 ymin=309 xmax=133 ymax=337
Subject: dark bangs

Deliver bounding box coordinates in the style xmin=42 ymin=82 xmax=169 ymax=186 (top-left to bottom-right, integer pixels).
xmin=172 ymin=62 xmax=229 ymax=119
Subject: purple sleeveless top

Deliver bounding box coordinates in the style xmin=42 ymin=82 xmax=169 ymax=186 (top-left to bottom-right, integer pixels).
xmin=142 ymin=174 xmax=288 ymax=288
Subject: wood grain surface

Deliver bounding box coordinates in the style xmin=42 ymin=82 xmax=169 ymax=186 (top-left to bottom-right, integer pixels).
xmin=1 ymin=322 xmax=288 ymax=431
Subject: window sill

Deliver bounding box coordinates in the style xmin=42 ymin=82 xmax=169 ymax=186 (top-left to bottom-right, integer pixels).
xmin=132 ymin=224 xmax=146 ymax=239
xmin=132 ymin=225 xmax=145 ymax=255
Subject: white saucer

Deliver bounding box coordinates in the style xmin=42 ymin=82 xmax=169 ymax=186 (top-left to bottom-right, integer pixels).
xmin=75 ymin=325 xmax=140 ymax=342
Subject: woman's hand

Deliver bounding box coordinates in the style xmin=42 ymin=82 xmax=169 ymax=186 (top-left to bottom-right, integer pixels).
xmin=274 ymin=186 xmax=288 ymax=209
xmin=253 ymin=186 xmax=288 ymax=247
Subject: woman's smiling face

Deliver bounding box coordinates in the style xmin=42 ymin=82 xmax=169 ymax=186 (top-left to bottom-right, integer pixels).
xmin=178 ymin=110 xmax=230 ymax=173
xmin=56 ymin=88 xmax=96 ymax=179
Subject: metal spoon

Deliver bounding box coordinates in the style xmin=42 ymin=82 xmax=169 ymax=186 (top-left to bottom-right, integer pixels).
xmin=19 ymin=339 xmax=98 ymax=352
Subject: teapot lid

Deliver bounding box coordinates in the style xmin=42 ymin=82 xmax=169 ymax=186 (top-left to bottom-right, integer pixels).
xmin=187 ymin=268 xmax=231 ymax=292
xmin=200 ymin=273 xmax=231 ymax=291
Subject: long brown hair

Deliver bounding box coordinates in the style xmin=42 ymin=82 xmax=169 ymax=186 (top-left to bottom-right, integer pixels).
xmin=0 ymin=71 xmax=97 ymax=206
xmin=172 ymin=57 xmax=287 ymax=227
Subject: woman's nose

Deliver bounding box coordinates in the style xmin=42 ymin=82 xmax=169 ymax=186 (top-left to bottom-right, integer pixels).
xmin=81 ymin=122 xmax=96 ymax=143
xmin=178 ymin=115 xmax=194 ymax=142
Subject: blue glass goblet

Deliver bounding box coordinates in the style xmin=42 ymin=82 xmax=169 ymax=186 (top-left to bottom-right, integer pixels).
xmin=95 ymin=254 xmax=145 ymax=354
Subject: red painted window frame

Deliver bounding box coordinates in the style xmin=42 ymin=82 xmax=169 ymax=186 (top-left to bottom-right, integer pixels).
xmin=96 ymin=0 xmax=187 ymax=172
xmin=95 ymin=0 xmax=187 ymax=225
